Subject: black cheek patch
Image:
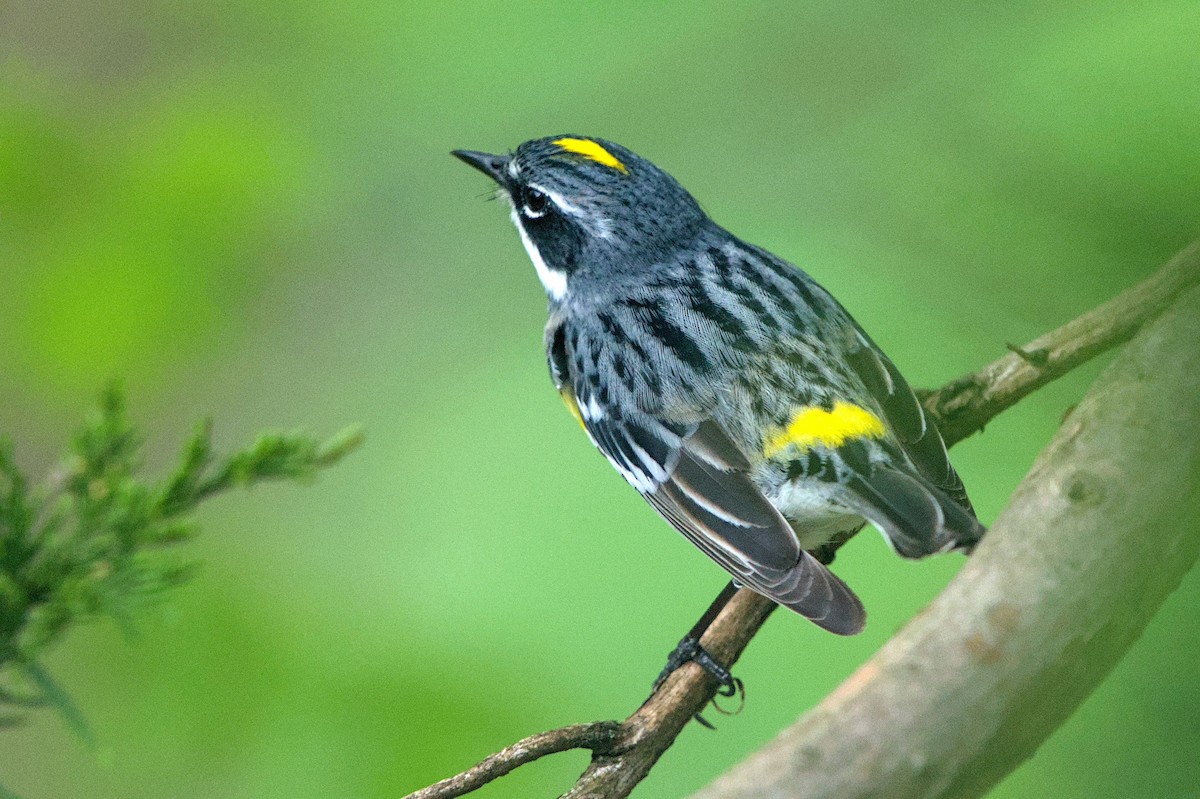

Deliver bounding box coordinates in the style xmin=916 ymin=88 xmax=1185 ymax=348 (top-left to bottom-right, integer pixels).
xmin=528 ymin=212 xmax=586 ymax=274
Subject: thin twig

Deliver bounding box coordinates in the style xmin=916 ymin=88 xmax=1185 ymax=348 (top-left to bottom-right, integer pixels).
xmin=922 ymin=240 xmax=1200 ymax=445
xmin=402 ymin=241 xmax=1200 ymax=799
xmin=405 ymin=723 xmax=622 ymax=799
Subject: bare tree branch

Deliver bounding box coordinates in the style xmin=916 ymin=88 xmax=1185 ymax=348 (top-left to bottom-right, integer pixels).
xmin=402 ymin=242 xmax=1200 ymax=799
xmin=405 ymin=723 xmax=621 ymax=799
xmin=922 ymin=240 xmax=1200 ymax=444
xmin=690 ymin=273 xmax=1200 ymax=799
xmin=562 ymin=589 xmax=778 ymax=799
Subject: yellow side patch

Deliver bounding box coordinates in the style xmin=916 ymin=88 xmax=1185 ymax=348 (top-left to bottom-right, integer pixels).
xmin=560 ymin=388 xmax=587 ymax=430
xmin=553 ymin=138 xmax=628 ymax=173
xmin=763 ymin=401 xmax=886 ymax=458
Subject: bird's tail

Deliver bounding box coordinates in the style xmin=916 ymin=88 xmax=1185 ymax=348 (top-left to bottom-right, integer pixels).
xmin=757 ymin=551 xmax=867 ymax=635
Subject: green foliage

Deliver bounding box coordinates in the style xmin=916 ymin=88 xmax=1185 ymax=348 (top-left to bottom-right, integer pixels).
xmin=0 ymin=385 xmax=361 ymax=731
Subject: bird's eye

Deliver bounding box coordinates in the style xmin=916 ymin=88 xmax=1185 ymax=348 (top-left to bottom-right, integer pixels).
xmin=522 ymin=187 xmax=549 ymax=218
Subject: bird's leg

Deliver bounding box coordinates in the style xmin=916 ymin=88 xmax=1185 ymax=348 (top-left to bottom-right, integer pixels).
xmin=652 ymin=581 xmax=742 ymax=698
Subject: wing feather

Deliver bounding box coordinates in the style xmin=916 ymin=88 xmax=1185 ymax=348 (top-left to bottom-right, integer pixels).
xmin=847 ymin=329 xmax=971 ymax=510
xmin=623 ymin=420 xmax=865 ymax=634
xmin=843 ymin=328 xmax=984 ymax=553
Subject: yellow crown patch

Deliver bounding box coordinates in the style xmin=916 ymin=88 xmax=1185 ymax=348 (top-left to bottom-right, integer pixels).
xmin=553 ymin=138 xmax=628 ymax=173
xmin=763 ymin=401 xmax=886 ymax=458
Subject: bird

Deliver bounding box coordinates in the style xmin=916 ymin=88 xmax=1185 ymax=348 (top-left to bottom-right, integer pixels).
xmin=452 ymin=136 xmax=984 ymax=684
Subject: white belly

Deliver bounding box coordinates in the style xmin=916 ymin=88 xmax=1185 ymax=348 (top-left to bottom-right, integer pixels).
xmin=770 ymin=480 xmax=864 ymax=550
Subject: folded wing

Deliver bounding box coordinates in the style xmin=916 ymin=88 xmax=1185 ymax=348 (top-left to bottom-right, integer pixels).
xmin=843 ymin=328 xmax=985 ymax=554
xmin=581 ymin=396 xmax=865 ymax=634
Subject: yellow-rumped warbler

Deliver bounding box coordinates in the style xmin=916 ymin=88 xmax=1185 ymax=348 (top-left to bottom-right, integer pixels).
xmin=453 ymin=136 xmax=983 ymax=673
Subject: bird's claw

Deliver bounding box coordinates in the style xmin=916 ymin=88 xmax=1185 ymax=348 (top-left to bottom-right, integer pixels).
xmin=654 ymin=637 xmax=732 ymax=690
xmin=653 ymin=637 xmax=745 ymax=727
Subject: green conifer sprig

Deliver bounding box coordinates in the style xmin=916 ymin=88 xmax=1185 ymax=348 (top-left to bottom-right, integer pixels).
xmin=0 ymin=384 xmax=361 ymax=730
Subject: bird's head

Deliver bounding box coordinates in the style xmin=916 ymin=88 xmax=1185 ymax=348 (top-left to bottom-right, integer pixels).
xmin=453 ymin=136 xmax=708 ymax=301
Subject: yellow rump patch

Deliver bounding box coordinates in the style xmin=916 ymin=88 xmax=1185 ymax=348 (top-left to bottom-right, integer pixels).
xmin=560 ymin=388 xmax=587 ymax=430
xmin=553 ymin=138 xmax=628 ymax=173
xmin=763 ymin=401 xmax=886 ymax=458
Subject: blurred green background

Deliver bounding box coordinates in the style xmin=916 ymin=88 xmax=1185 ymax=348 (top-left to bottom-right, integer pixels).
xmin=2 ymin=2 xmax=1198 ymax=797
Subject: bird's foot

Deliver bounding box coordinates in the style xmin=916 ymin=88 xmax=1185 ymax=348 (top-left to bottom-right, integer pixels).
xmin=652 ymin=637 xmax=745 ymax=728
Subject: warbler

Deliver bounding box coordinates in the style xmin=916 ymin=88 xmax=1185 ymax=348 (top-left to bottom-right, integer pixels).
xmin=453 ymin=136 xmax=983 ymax=644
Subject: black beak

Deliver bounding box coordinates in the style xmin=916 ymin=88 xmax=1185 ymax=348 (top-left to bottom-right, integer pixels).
xmin=451 ymin=149 xmax=511 ymax=185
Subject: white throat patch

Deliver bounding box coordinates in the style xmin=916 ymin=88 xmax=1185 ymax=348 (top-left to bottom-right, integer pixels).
xmin=510 ymin=207 xmax=568 ymax=301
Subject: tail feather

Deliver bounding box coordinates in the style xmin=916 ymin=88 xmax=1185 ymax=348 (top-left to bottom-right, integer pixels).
xmin=756 ymin=551 xmax=866 ymax=635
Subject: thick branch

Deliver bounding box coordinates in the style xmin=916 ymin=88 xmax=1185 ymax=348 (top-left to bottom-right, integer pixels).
xmin=691 ymin=283 xmax=1200 ymax=798
xmin=402 ymin=242 xmax=1200 ymax=799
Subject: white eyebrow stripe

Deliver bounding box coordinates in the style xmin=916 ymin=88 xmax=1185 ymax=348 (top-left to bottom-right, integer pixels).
xmin=527 ymin=182 xmax=615 ymax=241
xmin=527 ymin=183 xmax=584 ymax=217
